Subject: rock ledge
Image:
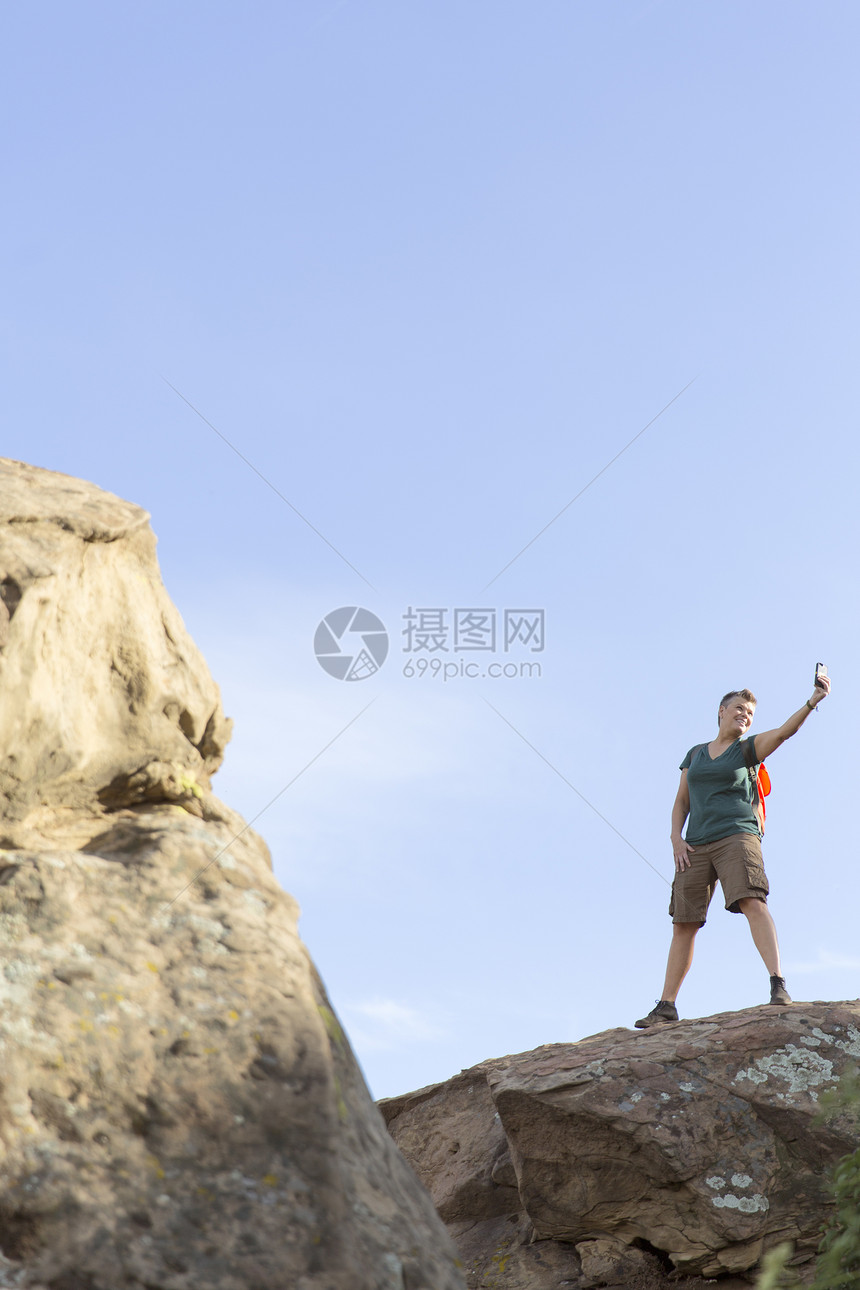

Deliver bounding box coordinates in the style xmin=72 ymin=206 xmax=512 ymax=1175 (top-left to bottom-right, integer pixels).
xmin=382 ymin=1001 xmax=860 ymax=1288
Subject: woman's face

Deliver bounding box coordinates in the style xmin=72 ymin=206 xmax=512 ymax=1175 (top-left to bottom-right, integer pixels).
xmin=718 ymin=696 xmax=756 ymax=737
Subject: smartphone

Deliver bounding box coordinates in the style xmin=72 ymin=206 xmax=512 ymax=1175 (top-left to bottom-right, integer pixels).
xmin=815 ymin=662 xmax=828 ymax=687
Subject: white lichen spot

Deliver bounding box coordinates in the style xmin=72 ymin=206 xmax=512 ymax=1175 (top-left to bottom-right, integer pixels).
xmin=733 ymin=1044 xmax=836 ymax=1095
xmin=0 ymin=1016 xmax=38 ymax=1044
xmin=680 ymin=1081 xmax=695 ymax=1092
xmin=735 ymin=1065 xmax=768 ymax=1086
xmin=3 ymin=960 xmax=41 ymax=984
xmin=712 ymin=1193 xmax=769 ymax=1213
xmin=156 ymin=1194 xmax=171 ymax=1207
xmin=800 ymin=1035 xmax=821 ymax=1047
xmin=731 ymin=1173 xmax=753 ymax=1189
xmin=242 ymin=890 xmax=268 ymax=913
xmin=630 ymin=1092 xmax=643 ymax=1104
xmin=186 ymin=915 xmax=225 ymax=938
xmin=660 ymin=1092 xmax=670 ymax=1101
xmin=382 ymin=1253 xmax=402 ymax=1278
xmin=564 ymin=1058 xmax=606 ymax=1086
xmin=706 ymin=1176 xmax=726 ymax=1190
xmin=810 ymin=1026 xmax=860 ymax=1059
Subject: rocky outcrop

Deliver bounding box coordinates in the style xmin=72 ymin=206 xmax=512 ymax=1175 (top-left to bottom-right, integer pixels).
xmin=381 ymin=1002 xmax=860 ymax=1288
xmin=0 ymin=458 xmax=233 ymax=848
xmin=0 ymin=459 xmax=465 ymax=1290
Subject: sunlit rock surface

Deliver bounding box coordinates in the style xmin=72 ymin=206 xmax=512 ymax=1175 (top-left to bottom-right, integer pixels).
xmin=0 ymin=458 xmax=465 ymax=1290
xmin=382 ymin=1001 xmax=860 ymax=1288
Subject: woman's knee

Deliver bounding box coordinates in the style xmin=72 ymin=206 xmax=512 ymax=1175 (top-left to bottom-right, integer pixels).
xmin=672 ymin=921 xmax=700 ymax=940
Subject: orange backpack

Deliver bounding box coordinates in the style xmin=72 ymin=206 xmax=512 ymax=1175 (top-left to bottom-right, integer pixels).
xmin=752 ymin=762 xmax=771 ymax=834
xmin=741 ymin=737 xmax=771 ymax=834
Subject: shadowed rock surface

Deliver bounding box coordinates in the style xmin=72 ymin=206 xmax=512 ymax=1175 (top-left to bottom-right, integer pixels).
xmin=381 ymin=1002 xmax=860 ymax=1289
xmin=0 ymin=458 xmax=466 ymax=1290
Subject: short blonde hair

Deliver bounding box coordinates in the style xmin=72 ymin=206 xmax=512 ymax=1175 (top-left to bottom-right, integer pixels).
xmin=720 ymin=688 xmax=757 ymax=707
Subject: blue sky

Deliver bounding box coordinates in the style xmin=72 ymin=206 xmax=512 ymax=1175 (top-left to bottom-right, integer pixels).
xmin=3 ymin=1 xmax=859 ymax=1098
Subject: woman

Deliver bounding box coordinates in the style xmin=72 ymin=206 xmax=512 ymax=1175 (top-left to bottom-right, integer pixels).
xmin=635 ymin=672 xmax=831 ymax=1028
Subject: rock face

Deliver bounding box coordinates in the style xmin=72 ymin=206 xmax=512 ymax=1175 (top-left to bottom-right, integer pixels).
xmin=381 ymin=1003 xmax=860 ymax=1288
xmin=0 ymin=458 xmax=233 ymax=848
xmin=0 ymin=459 xmax=466 ymax=1290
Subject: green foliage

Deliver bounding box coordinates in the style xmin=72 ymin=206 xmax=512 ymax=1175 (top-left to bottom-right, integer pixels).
xmin=756 ymin=1242 xmax=795 ymax=1290
xmin=814 ymin=1070 xmax=860 ymax=1290
xmin=756 ymin=1070 xmax=860 ymax=1290
xmin=815 ymin=1147 xmax=860 ymax=1289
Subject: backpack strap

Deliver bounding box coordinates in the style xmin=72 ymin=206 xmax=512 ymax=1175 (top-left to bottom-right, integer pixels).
xmin=741 ymin=737 xmax=768 ymax=834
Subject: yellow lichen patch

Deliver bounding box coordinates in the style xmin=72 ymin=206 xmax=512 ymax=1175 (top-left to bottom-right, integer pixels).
xmin=178 ymin=774 xmax=204 ymax=800
xmin=226 ymin=1010 xmax=239 ymax=1024
xmin=262 ymin=1174 xmax=278 ymax=1186
xmin=78 ymin=1018 xmax=93 ymax=1032
xmin=318 ymin=1005 xmax=345 ymax=1049
xmin=146 ymin=1155 xmax=165 ymax=1179
xmin=145 ymin=962 xmax=159 ymax=973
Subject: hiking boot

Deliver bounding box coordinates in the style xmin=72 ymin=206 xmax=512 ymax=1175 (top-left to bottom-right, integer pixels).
xmin=769 ymin=975 xmax=792 ymax=1005
xmin=634 ymin=1000 xmax=679 ymax=1029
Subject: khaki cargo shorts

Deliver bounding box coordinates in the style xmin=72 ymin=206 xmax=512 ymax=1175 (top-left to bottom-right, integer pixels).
xmin=669 ymin=833 xmax=769 ymax=925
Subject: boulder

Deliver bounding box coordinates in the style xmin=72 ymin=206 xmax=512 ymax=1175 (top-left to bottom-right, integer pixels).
xmin=382 ymin=1002 xmax=860 ymax=1287
xmin=0 ymin=458 xmax=233 ymax=849
xmin=0 ymin=458 xmax=465 ymax=1290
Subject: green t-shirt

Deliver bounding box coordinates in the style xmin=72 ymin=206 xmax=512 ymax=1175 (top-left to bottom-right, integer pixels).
xmin=680 ymin=737 xmax=761 ymax=845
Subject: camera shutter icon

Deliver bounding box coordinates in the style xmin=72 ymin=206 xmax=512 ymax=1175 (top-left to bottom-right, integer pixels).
xmin=314 ymin=607 xmax=389 ymax=681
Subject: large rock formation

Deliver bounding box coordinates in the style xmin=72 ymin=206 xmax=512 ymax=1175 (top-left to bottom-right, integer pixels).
xmin=381 ymin=1002 xmax=860 ymax=1289
xmin=0 ymin=458 xmax=232 ymax=849
xmin=0 ymin=458 xmax=466 ymax=1290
